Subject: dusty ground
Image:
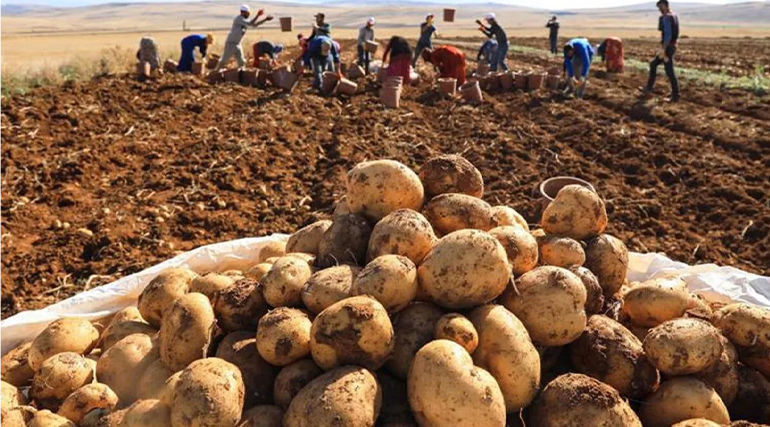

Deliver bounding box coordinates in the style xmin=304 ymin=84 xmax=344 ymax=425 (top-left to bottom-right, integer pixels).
xmin=2 ymin=38 xmax=769 ymax=316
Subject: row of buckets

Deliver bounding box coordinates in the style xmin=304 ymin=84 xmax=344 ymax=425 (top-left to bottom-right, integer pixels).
xmin=157 ymin=56 xmax=305 ymax=92
xmin=275 ymin=9 xmax=458 ymax=32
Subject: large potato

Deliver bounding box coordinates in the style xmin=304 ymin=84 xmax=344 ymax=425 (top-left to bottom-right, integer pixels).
xmin=584 ymin=234 xmax=629 ymax=295
xmin=568 ymin=266 xmax=605 ymax=315
xmin=644 ymin=318 xmax=723 ymax=376
xmin=728 ymin=366 xmax=770 ymax=424
xmin=738 ymin=344 xmax=770 ymax=379
xmin=28 ymin=318 xmax=100 ymax=371
xmin=32 ymin=352 xmax=94 ymax=410
xmin=171 ymin=358 xmax=244 ymax=427
xmin=238 ymin=405 xmax=284 ymax=427
xmin=212 ymin=278 xmax=268 ymax=332
xmin=491 ymin=206 xmax=529 ymax=230
xmin=418 ymin=229 xmax=510 ymax=309
xmin=28 ymin=410 xmax=76 ymax=427
xmin=537 ymin=235 xmax=585 ymax=268
xmin=502 ymin=266 xmax=587 ymax=346
xmin=137 ymin=358 xmax=175 ymax=401
xmin=215 ymin=331 xmax=278 ymax=407
xmin=257 ymin=308 xmax=312 ymax=366
xmin=317 ymin=214 xmax=373 ymax=268
xmin=246 ymin=263 xmax=273 ymax=281
xmin=273 ymin=359 xmax=323 ymax=409
xmin=570 ymin=315 xmax=659 ymax=398
xmin=419 ymin=154 xmax=483 ymax=199
xmin=469 ymin=305 xmax=541 ymax=412
xmin=262 ymin=256 xmax=313 ymax=308
xmin=696 ymin=335 xmax=740 ymax=406
xmin=98 ymin=307 xmax=157 ymax=351
xmin=3 ymin=409 xmax=26 ymax=427
xmin=57 ymin=383 xmax=118 ymax=424
xmin=190 ymin=272 xmax=236 ymax=299
xmin=301 ymin=265 xmax=360 ymax=314
xmin=122 ymin=399 xmax=171 ymax=427
xmin=284 ymin=366 xmax=382 ymax=427
xmin=641 ymin=377 xmax=730 ymax=427
xmin=351 ymin=255 xmax=417 ymax=313
xmin=1 ymin=380 xmax=26 ymax=414
xmin=1 ymin=341 xmax=34 ymax=386
xmin=423 ymin=193 xmax=496 ymax=235
xmin=346 ymin=160 xmax=425 ymax=222
xmin=622 ymin=277 xmax=690 ymax=327
xmin=386 ymin=302 xmax=444 ymax=379
xmin=528 ymin=373 xmax=642 ymax=427
xmin=310 ymin=296 xmax=394 ymax=370
xmin=97 ymin=333 xmax=158 ymax=404
xmin=712 ymin=303 xmax=770 ymax=348
xmin=541 ymin=185 xmax=607 ymax=240
xmin=159 ymin=292 xmax=216 ymax=371
xmin=138 ymin=267 xmax=197 ymax=328
xmin=286 ymin=220 xmax=333 ymax=255
xmin=407 ymin=340 xmax=506 ymax=427
xmin=259 ymin=240 xmax=287 ymax=262
xmin=366 ymin=209 xmax=437 ymax=264
xmin=489 ymin=226 xmax=538 ymax=276
xmin=434 ymin=313 xmax=478 ymax=354
xmin=158 ymin=371 xmax=182 ymax=407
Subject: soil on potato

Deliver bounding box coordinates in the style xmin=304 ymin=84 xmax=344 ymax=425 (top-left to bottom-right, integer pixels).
xmin=2 ymin=38 xmax=769 ymax=316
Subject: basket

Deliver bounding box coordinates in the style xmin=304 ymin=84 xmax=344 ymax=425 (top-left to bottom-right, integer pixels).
xmin=280 ymin=17 xmax=293 ymax=32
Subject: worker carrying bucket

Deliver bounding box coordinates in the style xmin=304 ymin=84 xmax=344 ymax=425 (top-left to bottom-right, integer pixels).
xmin=357 ymin=17 xmax=376 ymax=74
xmin=597 ymin=37 xmax=624 ymax=73
xmin=177 ymin=34 xmax=213 ymax=72
xmin=217 ymin=4 xmax=273 ymax=69
xmin=252 ymin=41 xmax=284 ymax=68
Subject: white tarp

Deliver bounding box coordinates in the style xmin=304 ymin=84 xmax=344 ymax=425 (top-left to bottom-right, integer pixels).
xmin=2 ymin=234 xmax=769 ymax=354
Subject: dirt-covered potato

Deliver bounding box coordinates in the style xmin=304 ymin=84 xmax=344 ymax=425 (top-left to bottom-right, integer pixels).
xmin=712 ymin=303 xmax=770 ymax=349
xmin=2 ymin=409 xmax=26 ymax=427
xmin=584 ymin=234 xmax=629 ymax=295
xmin=418 ymin=229 xmax=510 ymax=309
xmin=366 ymin=209 xmax=437 ymax=264
xmin=537 ymin=235 xmax=585 ymax=268
xmin=434 ymin=313 xmax=478 ymax=354
xmin=286 ymin=220 xmax=333 ymax=255
xmin=728 ymin=366 xmax=770 ymax=424
xmin=738 ymin=344 xmax=770 ymax=379
xmin=301 ymin=265 xmax=360 ymax=314
xmin=158 ymin=371 xmax=182 ymax=407
xmin=1 ymin=341 xmax=34 ymax=386
xmin=317 ymin=214 xmax=373 ymax=268
xmin=190 ymin=272 xmax=236 ymax=299
xmin=259 ymin=240 xmax=287 ymax=262
xmin=570 ymin=315 xmax=659 ymax=398
xmin=284 ymin=365 xmax=382 ymax=427
xmin=502 ymin=266 xmax=587 ymax=346
xmin=96 ymin=333 xmax=157 ymax=404
xmin=423 ymin=193 xmax=496 ymax=235
xmin=122 ymin=399 xmax=171 ymax=427
xmin=273 ymin=359 xmax=323 ymax=409
xmin=136 ymin=358 xmax=175 ymax=401
xmin=622 ymin=277 xmax=690 ymax=327
xmin=419 ymin=154 xmax=483 ymax=199
xmin=408 ymin=340 xmax=506 ymax=427
xmin=346 ymin=160 xmax=425 ymax=222
xmin=99 ymin=307 xmax=157 ymax=351
xmin=687 ymin=293 xmax=714 ymax=318
xmin=641 ymin=377 xmax=730 ymax=427
xmin=386 ymin=302 xmax=444 ymax=379
xmin=31 ymin=352 xmax=94 ymax=410
xmin=212 ymin=278 xmax=267 ymax=332
xmin=1 ymin=380 xmax=26 ymax=415
xmin=696 ymin=335 xmax=740 ymax=406
xmin=28 ymin=410 xmax=76 ymax=427
xmin=172 ymin=358 xmax=244 ymax=427
xmin=540 ymin=185 xmax=607 ymax=240
xmin=671 ymin=420 xmax=724 ymax=427
xmin=80 ymin=407 xmax=126 ymax=427
xmin=28 ymin=318 xmax=100 ymax=372
xmin=310 ymin=296 xmax=394 ymax=370
xmin=159 ymin=292 xmax=216 ymax=371
xmin=214 ymin=331 xmax=277 ymax=407
xmin=469 ymin=305 xmax=541 ymax=411
xmin=568 ymin=266 xmax=605 ymax=315
xmin=528 ymin=373 xmax=642 ymax=427
xmin=238 ymin=405 xmax=284 ymax=427
xmin=137 ymin=267 xmax=197 ymax=328
xmin=257 ymin=308 xmax=312 ymax=366
xmin=351 ymin=255 xmax=417 ymax=313
xmin=246 ymin=263 xmax=273 ymax=281
xmin=261 ymin=256 xmax=314 ymax=308
xmin=491 ymin=206 xmax=529 ymax=230
xmin=57 ymin=383 xmax=117 ymax=424
xmin=643 ymin=318 xmax=723 ymax=376
xmin=489 ymin=226 xmax=538 ymax=276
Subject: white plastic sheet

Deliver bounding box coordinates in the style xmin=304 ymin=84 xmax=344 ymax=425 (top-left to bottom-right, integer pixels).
xmin=2 ymin=234 xmax=769 ymax=354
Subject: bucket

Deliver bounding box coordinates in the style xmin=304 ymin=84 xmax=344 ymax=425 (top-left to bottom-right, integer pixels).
xmin=364 ymin=40 xmax=379 ymax=54
xmin=500 ymin=71 xmax=514 ymax=91
xmin=545 ymin=75 xmax=561 ymax=90
xmin=547 ymin=66 xmax=561 ymax=76
xmin=476 ymin=62 xmax=490 ymax=77
xmin=528 ymin=73 xmax=546 ymax=91
xmin=138 ymin=61 xmax=151 ymax=78
xmin=538 ymin=177 xmax=596 ymax=204
xmin=443 ymin=8 xmax=456 ymax=22
xmin=384 ymin=76 xmax=403 ymax=88
xmin=380 ymin=85 xmax=402 ymax=108
xmin=348 ymin=65 xmax=365 ymax=80
xmin=377 ymin=65 xmax=389 ymax=83
xmin=241 ymin=68 xmax=260 ymax=86
xmin=322 ymin=71 xmax=340 ymax=95
xmin=207 ymin=70 xmax=224 ymax=84
xmin=163 ymin=59 xmax=178 ymax=73
xmin=459 ymin=80 xmax=483 ymax=103
xmin=438 ymin=78 xmax=457 ymax=96
xmin=280 ymin=17 xmax=293 ymax=32
xmin=206 ymin=55 xmax=220 ymax=70
xmin=223 ymin=68 xmax=241 ymax=83
xmin=191 ymin=62 xmax=205 ymax=76
xmin=486 ymin=73 xmax=502 ymax=92
xmin=258 ymin=58 xmax=272 ymax=71
xmin=514 ymin=72 xmax=529 ymax=90
xmin=335 ymin=78 xmax=358 ymax=96
xmin=257 ymin=70 xmax=269 ymax=87
xmin=275 ymin=69 xmax=299 ymax=91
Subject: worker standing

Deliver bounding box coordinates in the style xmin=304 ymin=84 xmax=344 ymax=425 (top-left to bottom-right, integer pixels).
xmin=642 ymin=0 xmax=680 ymax=102
xmin=546 ymin=16 xmax=560 ymax=54
xmin=477 ymin=37 xmax=498 ymax=65
xmin=476 ymin=13 xmax=508 ymax=72
xmin=217 ymin=4 xmax=273 ymax=69
xmin=311 ymin=13 xmax=331 ymax=38
xmin=137 ymin=37 xmax=161 ymax=72
xmin=422 ymin=46 xmax=467 ymax=85
xmin=299 ymin=35 xmax=341 ymax=90
xmin=252 ymin=41 xmax=283 ymax=67
xmin=384 ymin=36 xmax=414 ymax=84
xmin=563 ymin=37 xmax=593 ymax=98
xmin=412 ymin=14 xmax=437 ymax=68
xmin=357 ymin=17 xmax=376 ymax=74
xmin=177 ymin=34 xmax=213 ymax=72
xmin=596 ymin=37 xmax=624 ymax=73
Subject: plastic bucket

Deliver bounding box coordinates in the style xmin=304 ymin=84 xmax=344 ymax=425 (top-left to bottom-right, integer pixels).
xmin=548 ymin=66 xmax=561 ymax=76
xmin=223 ymin=68 xmax=241 ymax=83
xmin=514 ymin=72 xmax=529 ymax=90
xmin=384 ymin=75 xmax=403 ymax=88
xmin=380 ymin=86 xmax=401 ymax=108
xmin=538 ymin=177 xmax=597 ymax=203
xmin=365 ymin=40 xmax=379 ymax=54
xmin=438 ymin=78 xmax=457 ymax=96
xmin=322 ymin=71 xmax=340 ymax=95
xmin=486 ymin=73 xmax=502 ymax=92
xmin=500 ymin=71 xmax=514 ymax=91
xmin=277 ymin=70 xmax=299 ymax=92
xmin=528 ymin=73 xmax=546 ymax=91
xmin=459 ymin=80 xmax=483 ymax=102
xmin=348 ymin=65 xmax=365 ymax=80
xmin=207 ymin=70 xmax=224 ymax=84
xmin=258 ymin=58 xmax=272 ymax=71
xmin=443 ymin=8 xmax=456 ymax=22
xmin=138 ymin=61 xmax=151 ymax=78
xmin=546 ymin=75 xmax=561 ymax=90
xmin=476 ymin=62 xmax=490 ymax=77
xmin=163 ymin=59 xmax=178 ymax=73
xmin=280 ymin=17 xmax=293 ymax=32
xmin=206 ymin=55 xmax=220 ymax=70
xmin=335 ymin=78 xmax=358 ymax=96
xmin=241 ymin=68 xmax=260 ymax=87
xmin=191 ymin=62 xmax=205 ymax=76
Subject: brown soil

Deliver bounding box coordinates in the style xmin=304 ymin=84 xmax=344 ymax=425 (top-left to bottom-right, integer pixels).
xmin=2 ymin=38 xmax=769 ymax=316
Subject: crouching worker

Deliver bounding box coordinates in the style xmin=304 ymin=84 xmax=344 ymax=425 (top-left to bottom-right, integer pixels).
xmin=383 ymin=36 xmax=413 ymax=84
xmin=253 ymin=40 xmax=284 ymax=67
xmin=136 ymin=36 xmax=161 ymax=75
xmin=298 ymin=35 xmax=341 ymax=90
xmin=597 ymin=37 xmax=624 ymax=73
xmin=178 ymin=34 xmax=213 ymax=72
xmin=563 ymin=37 xmax=593 ymax=98
xmin=422 ymin=46 xmax=466 ymax=85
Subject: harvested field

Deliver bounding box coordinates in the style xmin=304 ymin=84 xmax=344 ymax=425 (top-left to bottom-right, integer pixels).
xmin=2 ymin=38 xmax=769 ymax=316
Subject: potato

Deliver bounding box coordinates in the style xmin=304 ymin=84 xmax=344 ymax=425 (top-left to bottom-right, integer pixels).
xmin=491 ymin=206 xmax=529 ymax=230
xmin=622 ymin=277 xmax=690 ymax=327
xmin=214 ymin=331 xmax=278 ymax=407
xmin=671 ymin=420 xmax=724 ymax=427
xmin=419 ymin=154 xmax=483 ymax=199
xmin=738 ymin=344 xmax=770 ymax=379
xmin=537 ymin=235 xmax=585 ymax=268
xmin=273 ymin=359 xmax=323 ymax=409
xmin=285 ymin=252 xmax=316 ymax=264
xmin=418 ymin=229 xmax=510 ymax=309
xmin=488 ymin=226 xmax=538 ymax=276
xmin=641 ymin=377 xmax=730 ymax=427
xmin=407 ymin=340 xmax=506 ymax=427
xmin=212 ymin=278 xmax=268 ymax=332
xmin=31 ymin=352 xmax=94 ymax=410
xmin=528 ymin=373 xmax=642 ymax=427
xmin=246 ymin=263 xmax=273 ymax=281
xmin=712 ymin=303 xmax=770 ymax=349
xmin=191 ymin=272 xmax=236 ymax=299
xmin=284 ymin=365 xmax=382 ymax=427
xmin=581 ymin=234 xmax=628 ymax=295
xmin=259 ymin=240 xmax=287 ymax=262
xmin=238 ymin=405 xmax=283 ymax=427
xmin=643 ymin=318 xmax=723 ymax=376
xmin=57 ymin=383 xmax=118 ymax=424
xmin=28 ymin=318 xmax=100 ymax=371
xmin=729 ymin=366 xmax=770 ymax=424
xmin=122 ymin=399 xmax=171 ymax=427
xmin=138 ymin=267 xmax=197 ymax=328
xmin=351 ymin=255 xmax=417 ymax=313
xmin=158 ymin=371 xmax=182 ymax=407
xmin=1 ymin=380 xmax=26 ymax=414
xmin=1 ymin=341 xmax=34 ymax=386
xmin=696 ymin=335 xmax=740 ymax=406
xmin=377 ymin=371 xmax=414 ymax=426
xmin=347 ymin=159 xmax=425 ymax=222
xmin=687 ymin=293 xmax=714 ymax=318
xmin=28 ymin=410 xmax=76 ymax=427
xmin=96 ymin=333 xmax=157 ymax=404
xmin=286 ymin=220 xmax=333 ymax=255
xmin=310 ymin=296 xmax=394 ymax=370
xmin=366 ymin=209 xmax=437 ymax=264
xmin=261 ymin=256 xmax=314 ymax=308
xmin=3 ymin=409 xmax=26 ymax=427
xmin=301 ymin=265 xmax=361 ymax=314
xmin=423 ymin=193 xmax=496 ymax=235
xmin=469 ymin=305 xmax=541 ymax=411
xmin=136 ymin=358 xmax=175 ymax=401
xmin=80 ymin=408 xmax=126 ymax=427
xmin=171 ymin=358 xmax=244 ymax=427
xmin=257 ymin=308 xmax=312 ymax=366
xmin=569 ymin=315 xmax=660 ymax=398
xmin=386 ymin=302 xmax=444 ymax=379
xmin=568 ymin=266 xmax=605 ymax=315
xmin=223 ymin=270 xmax=246 ymax=279
xmin=159 ymin=292 xmax=216 ymax=371
xmin=434 ymin=313 xmax=478 ymax=354
xmin=541 ymin=184 xmax=607 ymax=240
xmin=317 ymin=214 xmax=373 ymax=268
xmin=99 ymin=308 xmax=157 ymax=352
xmin=502 ymin=266 xmax=587 ymax=346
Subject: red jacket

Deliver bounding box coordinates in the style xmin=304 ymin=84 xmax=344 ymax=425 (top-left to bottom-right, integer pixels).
xmin=431 ymin=46 xmax=466 ymax=85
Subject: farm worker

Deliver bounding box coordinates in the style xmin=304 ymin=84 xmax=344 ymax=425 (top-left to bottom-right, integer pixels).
xmin=252 ymin=41 xmax=284 ymax=66
xmin=357 ymin=17 xmax=376 ymax=74
xmin=136 ymin=37 xmax=161 ymax=71
xmin=642 ymin=0 xmax=680 ymax=102
xmin=476 ymin=13 xmax=508 ymax=72
xmin=596 ymin=37 xmax=624 ymax=73
xmin=412 ymin=14 xmax=437 ymax=68
xmin=299 ymin=35 xmax=341 ymax=90
xmin=422 ymin=46 xmax=466 ymax=85
xmin=311 ymin=13 xmax=331 ymax=38
xmin=177 ymin=34 xmax=213 ymax=72
xmin=546 ymin=16 xmax=560 ymax=54
xmin=217 ymin=4 xmax=274 ymax=69
xmin=477 ymin=37 xmax=498 ymax=65
xmin=563 ymin=37 xmax=593 ymax=98
xmin=384 ymin=36 xmax=414 ymax=84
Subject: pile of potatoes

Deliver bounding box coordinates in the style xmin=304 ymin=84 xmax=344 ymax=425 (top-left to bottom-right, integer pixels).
xmin=3 ymin=155 xmax=770 ymax=427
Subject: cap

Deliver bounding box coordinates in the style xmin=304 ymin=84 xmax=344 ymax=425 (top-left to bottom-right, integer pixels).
xmin=240 ymin=4 xmax=250 ymax=12
xmin=485 ymin=13 xmax=496 ymax=20
xmin=206 ymin=33 xmax=214 ymax=44
xmin=274 ymin=44 xmax=284 ymax=54
xmin=367 ymin=17 xmax=375 ymax=25
xmin=425 ymin=13 xmax=434 ymax=20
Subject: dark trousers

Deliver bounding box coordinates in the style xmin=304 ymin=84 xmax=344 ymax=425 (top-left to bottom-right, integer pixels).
xmin=647 ymin=45 xmax=679 ymax=96
xmin=549 ymin=36 xmax=558 ymax=54
xmin=357 ymin=45 xmax=371 ymax=74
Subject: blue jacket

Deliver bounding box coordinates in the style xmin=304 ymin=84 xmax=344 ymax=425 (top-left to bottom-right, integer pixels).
xmin=182 ymin=34 xmax=208 ymax=57
xmin=302 ymin=35 xmax=340 ymax=67
xmin=564 ymin=38 xmax=593 ymax=78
